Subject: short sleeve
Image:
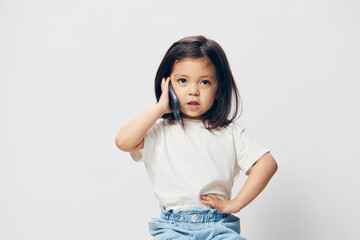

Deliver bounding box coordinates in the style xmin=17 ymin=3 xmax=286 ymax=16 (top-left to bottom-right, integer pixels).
xmin=233 ymin=123 xmax=270 ymax=175
xmin=129 ymin=119 xmax=161 ymax=162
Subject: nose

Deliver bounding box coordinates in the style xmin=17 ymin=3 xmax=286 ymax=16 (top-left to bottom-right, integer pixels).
xmin=188 ymin=83 xmax=199 ymax=96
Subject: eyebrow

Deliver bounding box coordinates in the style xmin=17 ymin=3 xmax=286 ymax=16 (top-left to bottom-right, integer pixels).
xmin=173 ymin=74 xmax=215 ymax=79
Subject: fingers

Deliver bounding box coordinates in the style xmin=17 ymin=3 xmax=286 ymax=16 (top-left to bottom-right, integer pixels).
xmin=161 ymin=77 xmax=165 ymax=91
xmin=201 ymin=194 xmax=220 ymax=208
xmin=161 ymin=77 xmax=170 ymax=92
xmin=201 ymin=196 xmax=241 ymax=214
xmin=201 ymin=194 xmax=219 ymax=200
xmin=158 ymin=77 xmax=172 ymax=114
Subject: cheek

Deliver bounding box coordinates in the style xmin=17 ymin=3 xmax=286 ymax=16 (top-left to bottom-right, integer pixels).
xmin=174 ymin=89 xmax=186 ymax=103
xmin=208 ymin=90 xmax=218 ymax=100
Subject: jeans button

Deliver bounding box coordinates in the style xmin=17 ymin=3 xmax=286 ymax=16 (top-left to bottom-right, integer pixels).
xmin=191 ymin=215 xmax=199 ymax=222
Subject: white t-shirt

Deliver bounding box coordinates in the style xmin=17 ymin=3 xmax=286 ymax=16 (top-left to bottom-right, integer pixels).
xmin=130 ymin=118 xmax=270 ymax=211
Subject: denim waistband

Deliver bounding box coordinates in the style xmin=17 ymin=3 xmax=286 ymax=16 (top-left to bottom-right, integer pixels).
xmin=160 ymin=205 xmax=230 ymax=223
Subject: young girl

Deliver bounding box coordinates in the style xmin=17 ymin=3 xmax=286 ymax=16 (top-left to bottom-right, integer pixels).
xmin=115 ymin=36 xmax=278 ymax=239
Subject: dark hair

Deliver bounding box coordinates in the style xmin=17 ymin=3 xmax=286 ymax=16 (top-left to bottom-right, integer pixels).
xmin=154 ymin=35 xmax=242 ymax=131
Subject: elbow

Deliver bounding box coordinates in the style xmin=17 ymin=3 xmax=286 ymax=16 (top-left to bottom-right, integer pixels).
xmin=115 ymin=135 xmax=130 ymax=152
xmin=273 ymin=161 xmax=278 ymax=175
xmin=270 ymin=155 xmax=278 ymax=174
xmin=115 ymin=134 xmax=142 ymax=152
xmin=262 ymin=152 xmax=278 ymax=175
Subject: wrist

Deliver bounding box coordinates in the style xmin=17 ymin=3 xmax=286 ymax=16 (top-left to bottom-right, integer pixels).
xmin=155 ymin=102 xmax=167 ymax=116
xmin=155 ymin=101 xmax=169 ymax=116
xmin=233 ymin=198 xmax=246 ymax=211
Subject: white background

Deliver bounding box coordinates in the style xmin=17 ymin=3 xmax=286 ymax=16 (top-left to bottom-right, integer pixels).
xmin=1 ymin=0 xmax=359 ymax=239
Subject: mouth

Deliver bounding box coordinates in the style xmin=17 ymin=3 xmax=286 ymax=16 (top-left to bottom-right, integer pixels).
xmin=187 ymin=101 xmax=200 ymax=109
xmin=187 ymin=101 xmax=199 ymax=105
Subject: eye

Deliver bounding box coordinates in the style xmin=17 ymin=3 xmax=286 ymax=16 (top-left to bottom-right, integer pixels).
xmin=201 ymin=80 xmax=211 ymax=85
xmin=178 ymin=78 xmax=187 ymax=84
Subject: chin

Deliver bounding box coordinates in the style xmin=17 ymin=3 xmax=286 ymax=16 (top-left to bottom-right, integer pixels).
xmin=182 ymin=114 xmax=202 ymax=119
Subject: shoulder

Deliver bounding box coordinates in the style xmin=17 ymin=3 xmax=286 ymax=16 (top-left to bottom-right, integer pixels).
xmin=221 ymin=121 xmax=245 ymax=136
xmin=148 ymin=118 xmax=176 ymax=136
xmin=151 ymin=118 xmax=175 ymax=130
xmin=153 ymin=118 xmax=165 ymax=128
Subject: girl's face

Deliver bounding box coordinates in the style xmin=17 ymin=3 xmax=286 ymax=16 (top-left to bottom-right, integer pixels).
xmin=170 ymin=58 xmax=218 ymax=119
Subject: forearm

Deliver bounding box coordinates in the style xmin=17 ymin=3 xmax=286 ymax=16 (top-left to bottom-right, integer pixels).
xmin=234 ymin=152 xmax=278 ymax=210
xmin=115 ymin=103 xmax=165 ymax=152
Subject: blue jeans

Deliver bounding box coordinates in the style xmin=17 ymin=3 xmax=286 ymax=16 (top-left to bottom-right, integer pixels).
xmin=149 ymin=206 xmax=247 ymax=240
